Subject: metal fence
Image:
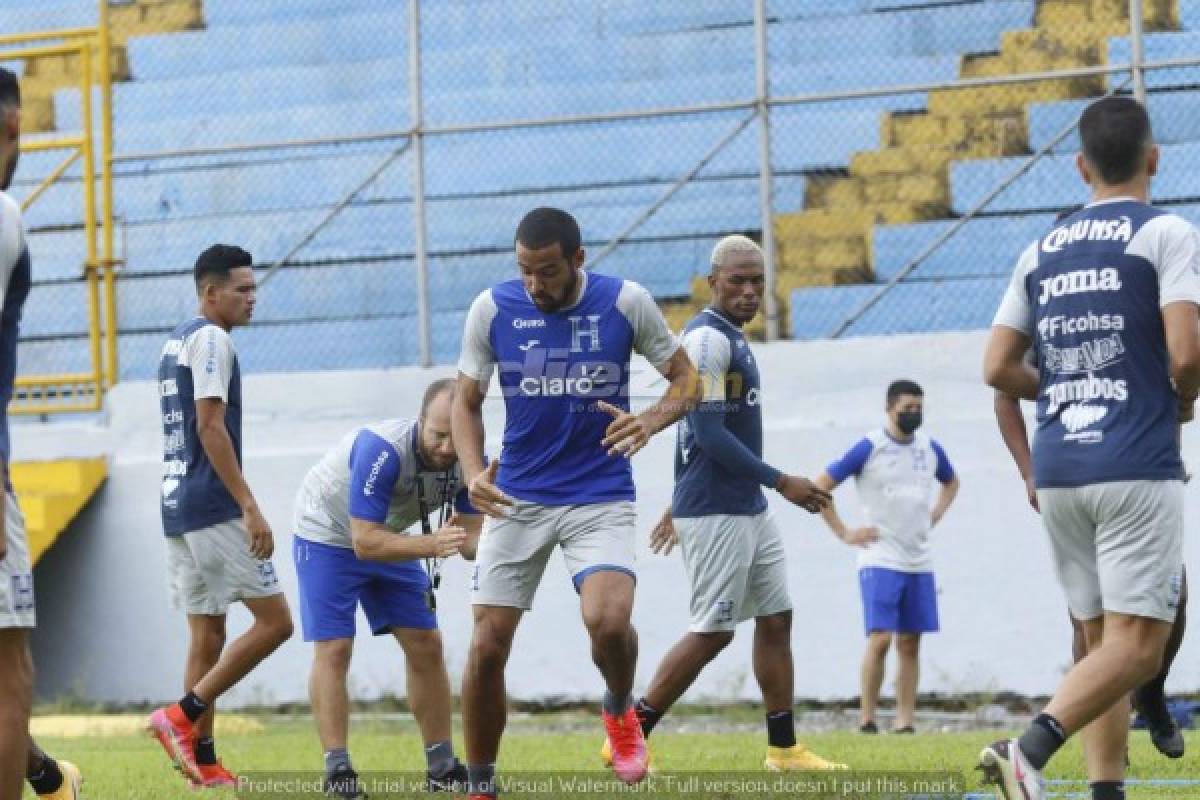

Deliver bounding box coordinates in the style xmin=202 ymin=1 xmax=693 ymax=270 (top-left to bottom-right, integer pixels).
xmin=6 ymin=0 xmax=1200 ymax=383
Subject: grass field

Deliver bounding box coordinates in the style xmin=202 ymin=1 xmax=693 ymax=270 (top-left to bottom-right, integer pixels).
xmin=22 ymin=711 xmax=1200 ymax=799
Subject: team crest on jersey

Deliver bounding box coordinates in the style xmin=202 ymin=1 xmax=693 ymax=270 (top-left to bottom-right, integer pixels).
xmin=11 ymin=574 xmax=33 ymax=613
xmin=257 ymin=561 xmax=279 ymax=588
xmin=568 ymin=315 xmax=602 ymax=352
xmin=714 ymin=599 xmax=734 ymax=624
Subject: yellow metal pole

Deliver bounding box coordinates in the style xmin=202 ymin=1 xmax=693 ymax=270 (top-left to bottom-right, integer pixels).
xmin=18 ymin=151 xmax=80 ymax=212
xmin=79 ymin=39 xmax=104 ymax=399
xmin=0 ymin=43 xmax=85 ymax=61
xmin=0 ymin=27 xmax=97 ymax=46
xmin=98 ymin=0 xmax=118 ymax=389
xmin=17 ymin=136 xmax=85 ymax=153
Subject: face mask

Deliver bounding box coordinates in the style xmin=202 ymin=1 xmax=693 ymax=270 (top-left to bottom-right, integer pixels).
xmin=896 ymin=410 xmax=922 ymax=435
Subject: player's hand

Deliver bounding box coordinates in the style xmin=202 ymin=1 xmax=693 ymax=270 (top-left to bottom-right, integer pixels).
xmin=843 ymin=526 xmax=879 ymax=547
xmin=1024 ymin=477 xmax=1040 ymax=512
xmin=429 ymin=515 xmax=468 ymax=558
xmin=650 ymin=511 xmax=678 ymax=556
xmin=777 ymin=475 xmax=832 ymax=513
xmin=244 ymin=504 xmax=274 ymax=559
xmin=1179 ymin=392 xmax=1197 ymax=424
xmin=597 ymin=401 xmax=652 ymax=458
xmin=469 ymin=460 xmax=513 ymax=519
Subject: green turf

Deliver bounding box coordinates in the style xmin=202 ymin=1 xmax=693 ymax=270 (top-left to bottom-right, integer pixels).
xmin=23 ymin=713 xmax=1200 ymax=798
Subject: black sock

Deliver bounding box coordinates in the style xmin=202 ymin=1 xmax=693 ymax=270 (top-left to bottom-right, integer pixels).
xmin=467 ymin=763 xmax=495 ymax=797
xmin=179 ymin=690 xmax=210 ymax=723
xmin=1090 ymin=780 xmax=1125 ymax=800
xmin=766 ymin=710 xmax=796 ymax=748
xmin=195 ymin=736 xmax=217 ymax=766
xmin=634 ymin=698 xmax=663 ymax=737
xmin=27 ymin=755 xmax=63 ymax=794
xmin=1018 ymin=713 xmax=1067 ymax=771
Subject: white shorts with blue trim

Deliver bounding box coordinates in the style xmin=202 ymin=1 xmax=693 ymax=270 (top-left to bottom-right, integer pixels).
xmin=677 ymin=510 xmax=791 ymax=633
xmin=167 ymin=519 xmax=283 ymax=615
xmin=470 ymin=500 xmax=636 ymax=610
xmin=0 ymin=492 xmax=34 ymax=629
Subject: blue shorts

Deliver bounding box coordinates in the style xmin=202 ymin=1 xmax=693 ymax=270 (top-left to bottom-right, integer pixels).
xmin=859 ymin=567 xmax=939 ymax=635
xmin=293 ymin=536 xmax=436 ymax=642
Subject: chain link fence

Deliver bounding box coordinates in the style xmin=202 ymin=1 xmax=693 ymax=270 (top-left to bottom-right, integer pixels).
xmin=5 ymin=0 xmax=1199 ymax=382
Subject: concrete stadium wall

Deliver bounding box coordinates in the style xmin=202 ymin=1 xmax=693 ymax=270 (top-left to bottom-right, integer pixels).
xmin=21 ymin=330 xmax=1200 ymax=707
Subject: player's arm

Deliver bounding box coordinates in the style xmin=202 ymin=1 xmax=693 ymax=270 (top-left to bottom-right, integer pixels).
xmin=1155 ymin=218 xmax=1200 ymax=421
xmin=457 ymin=513 xmax=484 ymax=560
xmin=984 ymin=243 xmax=1038 ymax=400
xmin=0 ymin=456 xmax=6 ymax=562
xmin=196 ymin=396 xmax=271 ymax=558
xmin=929 ymin=440 xmax=959 ymax=527
xmin=599 ymin=283 xmax=700 ymax=457
xmin=813 ymin=442 xmax=878 ymax=548
xmin=674 ymin=326 xmax=829 ymax=512
xmin=1164 ymin=302 xmax=1200 ymax=422
xmin=0 ymin=245 xmax=30 ymax=562
xmin=649 ymin=506 xmax=677 ymax=555
xmin=994 ymin=391 xmax=1038 ymax=511
xmin=349 ymin=517 xmax=466 ymax=562
xmin=346 ymin=431 xmax=465 ymax=562
xmin=190 ymin=327 xmax=272 ymax=558
xmin=453 ymin=291 xmax=512 ymax=516
xmin=983 ymin=327 xmax=1037 ymax=401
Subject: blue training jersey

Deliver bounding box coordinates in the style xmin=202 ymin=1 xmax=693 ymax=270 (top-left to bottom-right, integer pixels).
xmin=458 ymin=271 xmax=679 ymax=505
xmin=0 ymin=192 xmax=31 ymax=491
xmin=993 ymin=198 xmax=1200 ymax=488
xmin=673 ymin=308 xmax=771 ymax=517
xmin=159 ymin=317 xmax=244 ymax=535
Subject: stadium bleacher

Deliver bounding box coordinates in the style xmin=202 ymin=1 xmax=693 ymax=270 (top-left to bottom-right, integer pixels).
xmin=6 ymin=0 xmax=1200 ymax=372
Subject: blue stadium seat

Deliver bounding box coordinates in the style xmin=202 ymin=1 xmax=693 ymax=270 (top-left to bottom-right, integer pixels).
xmin=1028 ymin=93 xmax=1200 ymax=154
xmin=793 ymin=278 xmax=1009 ymax=338
xmin=951 ymin=142 xmax=1200 ymax=213
xmin=873 ymin=214 xmax=1057 ymax=282
xmin=1108 ymin=32 xmax=1200 ymax=89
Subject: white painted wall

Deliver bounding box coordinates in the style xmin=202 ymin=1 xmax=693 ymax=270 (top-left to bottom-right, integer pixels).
xmin=20 ymin=330 xmax=1200 ymax=706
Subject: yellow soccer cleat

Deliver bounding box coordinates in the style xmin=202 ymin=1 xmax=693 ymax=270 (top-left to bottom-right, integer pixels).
xmin=600 ymin=735 xmax=655 ymax=772
xmin=765 ymin=744 xmax=848 ymax=771
xmin=37 ymin=759 xmax=82 ymax=799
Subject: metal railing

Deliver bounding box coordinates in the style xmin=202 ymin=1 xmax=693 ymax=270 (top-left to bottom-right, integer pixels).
xmin=2 ymin=1 xmax=116 ymax=413
xmin=17 ymin=0 xmax=1195 ymax=376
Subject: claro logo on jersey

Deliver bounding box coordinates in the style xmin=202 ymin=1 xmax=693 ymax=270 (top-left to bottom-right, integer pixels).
xmin=1037 ymin=268 xmax=1122 ymax=305
xmin=520 ymin=364 xmax=608 ymax=396
xmin=362 ymin=450 xmax=389 ymax=496
xmin=1041 ymin=216 xmax=1132 ymax=254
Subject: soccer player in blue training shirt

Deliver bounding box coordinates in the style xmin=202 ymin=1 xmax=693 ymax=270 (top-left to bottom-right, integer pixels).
xmin=453 ymin=207 xmax=699 ymax=796
xmin=981 ymin=96 xmax=1200 ymax=800
xmin=814 ymin=380 xmax=959 ymax=735
xmin=148 ymin=245 xmax=294 ymax=788
xmin=293 ymin=378 xmax=482 ymax=797
xmin=621 ymin=235 xmax=844 ymax=771
xmin=0 ymin=66 xmax=83 ymax=800
xmin=996 ymin=372 xmax=1188 ymax=760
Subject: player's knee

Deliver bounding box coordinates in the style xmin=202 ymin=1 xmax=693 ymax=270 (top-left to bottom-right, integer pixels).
xmin=469 ymin=628 xmax=512 ymax=670
xmin=755 ymin=611 xmax=791 ymax=642
xmin=402 ymin=629 xmax=445 ymax=667
xmin=1128 ymin=646 xmax=1165 ymax=684
xmin=0 ymin=635 xmax=33 ymax=719
xmin=702 ymin=631 xmax=735 ymax=654
xmin=316 ymin=639 xmax=354 ymax=673
xmin=895 ymin=635 xmax=920 ymax=657
xmin=262 ymin=611 xmax=294 ymax=646
xmin=867 ymin=631 xmax=892 ymax=654
xmin=584 ymin=611 xmax=632 ymax=647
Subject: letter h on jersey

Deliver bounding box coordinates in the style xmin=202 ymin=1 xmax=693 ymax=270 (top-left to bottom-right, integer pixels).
xmin=569 ymin=315 xmax=602 ymax=353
